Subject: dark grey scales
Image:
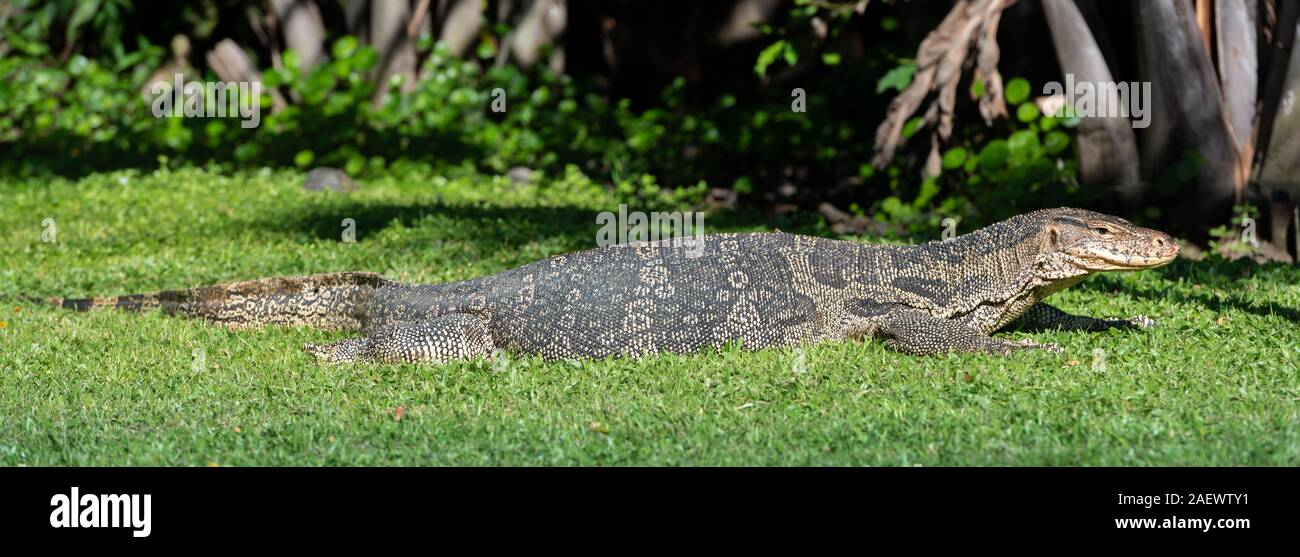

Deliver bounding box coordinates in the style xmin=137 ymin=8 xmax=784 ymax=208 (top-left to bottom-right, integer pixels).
xmin=51 ymin=208 xmax=1179 ymax=363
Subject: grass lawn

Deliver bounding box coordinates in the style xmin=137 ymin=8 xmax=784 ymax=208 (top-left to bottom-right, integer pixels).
xmin=1 ymin=166 xmax=1297 ymax=466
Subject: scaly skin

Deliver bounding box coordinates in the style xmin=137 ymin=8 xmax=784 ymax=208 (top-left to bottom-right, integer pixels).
xmin=50 ymin=208 xmax=1179 ymax=362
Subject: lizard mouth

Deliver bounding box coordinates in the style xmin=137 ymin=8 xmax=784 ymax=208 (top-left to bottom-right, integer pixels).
xmin=1072 ymin=246 xmax=1179 ymax=271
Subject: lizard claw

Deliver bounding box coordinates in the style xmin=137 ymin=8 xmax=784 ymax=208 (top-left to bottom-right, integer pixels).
xmin=1127 ymin=315 xmax=1157 ymax=328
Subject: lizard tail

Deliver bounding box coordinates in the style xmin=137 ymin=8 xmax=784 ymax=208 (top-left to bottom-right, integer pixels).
xmin=43 ymin=271 xmax=392 ymax=331
xmin=45 ymin=293 xmax=162 ymax=312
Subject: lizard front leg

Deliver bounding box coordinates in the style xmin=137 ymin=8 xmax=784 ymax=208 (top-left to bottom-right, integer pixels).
xmin=1007 ymin=303 xmax=1156 ymax=333
xmin=304 ymin=313 xmax=496 ymax=363
xmin=876 ymin=310 xmax=1061 ymax=356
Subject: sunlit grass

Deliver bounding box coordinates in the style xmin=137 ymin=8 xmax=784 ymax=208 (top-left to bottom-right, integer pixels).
xmin=1 ymin=166 xmax=1297 ymax=465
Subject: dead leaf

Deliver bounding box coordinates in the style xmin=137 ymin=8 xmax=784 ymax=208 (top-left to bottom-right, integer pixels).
xmin=394 ymin=405 xmax=405 ymax=421
xmin=871 ymin=0 xmax=1017 ymax=177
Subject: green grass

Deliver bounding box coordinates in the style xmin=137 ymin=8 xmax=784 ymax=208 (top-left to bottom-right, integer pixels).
xmin=1 ymin=166 xmax=1298 ymax=465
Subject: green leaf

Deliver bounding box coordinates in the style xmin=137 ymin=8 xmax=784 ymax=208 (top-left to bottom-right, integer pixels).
xmin=332 ymin=36 xmax=359 ymax=59
xmin=881 ymin=196 xmax=904 ymax=217
xmin=294 ymin=150 xmax=315 ymax=168
xmin=822 ymin=52 xmax=841 ymax=66
xmin=1016 ymin=102 xmax=1039 ymax=123
xmin=979 ymin=140 xmax=1009 ymax=170
xmin=877 ymin=62 xmax=916 ymax=93
xmin=204 ymin=120 xmax=226 ymax=138
xmin=1005 ymin=78 xmax=1031 ymax=105
xmin=1043 ymin=131 xmax=1071 ymax=155
xmin=66 ymin=0 xmax=101 ymax=45
xmin=941 ymin=147 xmax=968 ymax=170
xmin=1007 ymin=129 xmax=1041 ymax=160
xmin=345 ymin=155 xmax=365 ymax=176
xmin=283 ymin=50 xmax=301 ymax=76
xmin=476 ymin=37 xmax=497 ymax=60
xmin=901 ymin=117 xmax=924 ymax=139
xmin=755 ymin=40 xmax=787 ymax=77
xmin=303 ymin=69 xmax=337 ymax=102
xmin=352 ymin=47 xmax=379 ymax=71
xmin=914 ymin=176 xmax=940 ymax=207
xmin=7 ymin=33 xmax=50 ymax=56
xmin=233 ymin=142 xmax=259 ymax=162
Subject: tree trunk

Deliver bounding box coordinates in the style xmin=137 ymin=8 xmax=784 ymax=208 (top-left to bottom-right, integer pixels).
xmin=371 ymin=0 xmax=418 ymax=105
xmin=1256 ymin=7 xmax=1300 ymax=257
xmin=502 ymin=0 xmax=568 ymax=72
xmin=345 ymin=0 xmax=369 ymax=40
xmin=1133 ymin=0 xmax=1239 ymax=232
xmin=717 ymin=0 xmax=782 ymax=45
xmin=268 ymin=0 xmax=326 ymax=73
xmin=1041 ymin=0 xmax=1141 ymax=208
xmin=206 ymin=39 xmax=288 ymax=113
xmin=1215 ymin=0 xmax=1256 ymax=185
xmin=437 ymin=0 xmax=485 ymax=58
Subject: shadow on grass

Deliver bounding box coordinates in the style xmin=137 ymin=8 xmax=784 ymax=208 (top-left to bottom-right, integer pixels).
xmin=262 ymin=201 xmax=595 ymax=245
xmin=1083 ymin=258 xmax=1300 ymax=324
xmin=253 ymin=198 xmax=830 ymax=247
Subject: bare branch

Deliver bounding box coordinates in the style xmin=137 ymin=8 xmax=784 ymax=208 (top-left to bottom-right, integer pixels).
xmin=870 ymin=0 xmax=1017 ymax=176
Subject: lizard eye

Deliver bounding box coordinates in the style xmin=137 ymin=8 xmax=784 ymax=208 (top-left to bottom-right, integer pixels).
xmin=1092 ymin=226 xmax=1112 ymax=236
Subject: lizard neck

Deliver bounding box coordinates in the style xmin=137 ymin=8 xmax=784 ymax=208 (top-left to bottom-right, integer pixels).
xmin=891 ymin=217 xmax=1087 ymax=325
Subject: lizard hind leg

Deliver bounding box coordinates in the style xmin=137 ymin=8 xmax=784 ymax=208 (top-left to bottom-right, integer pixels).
xmin=305 ymin=313 xmax=496 ymax=364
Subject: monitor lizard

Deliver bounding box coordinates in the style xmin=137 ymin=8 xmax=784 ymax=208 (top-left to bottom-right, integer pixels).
xmin=48 ymin=207 xmax=1178 ymax=363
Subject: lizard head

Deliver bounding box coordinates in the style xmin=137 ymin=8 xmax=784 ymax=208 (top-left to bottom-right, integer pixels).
xmin=1031 ymin=208 xmax=1179 ymax=278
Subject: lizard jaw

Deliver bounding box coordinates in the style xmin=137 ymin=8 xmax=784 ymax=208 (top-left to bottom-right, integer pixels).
xmin=1077 ymin=247 xmax=1179 ymax=271
xmin=1064 ymin=237 xmax=1180 ymax=272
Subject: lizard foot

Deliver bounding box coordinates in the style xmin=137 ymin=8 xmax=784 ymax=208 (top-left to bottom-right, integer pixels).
xmin=304 ymin=338 xmax=365 ymax=363
xmin=1127 ymin=315 xmax=1157 ymax=328
xmin=1098 ymin=315 xmax=1156 ymax=330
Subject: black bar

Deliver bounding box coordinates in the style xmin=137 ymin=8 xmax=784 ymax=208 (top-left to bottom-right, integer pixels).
xmin=0 ymin=467 xmax=1291 ymax=547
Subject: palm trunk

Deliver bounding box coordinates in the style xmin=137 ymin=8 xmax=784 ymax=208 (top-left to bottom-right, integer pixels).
xmin=1133 ymin=0 xmax=1240 ymax=233
xmin=1041 ymin=0 xmax=1141 ymax=208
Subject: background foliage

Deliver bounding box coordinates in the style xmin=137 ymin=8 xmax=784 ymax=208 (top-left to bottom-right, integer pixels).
xmin=0 ymin=0 xmax=1093 ymax=234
